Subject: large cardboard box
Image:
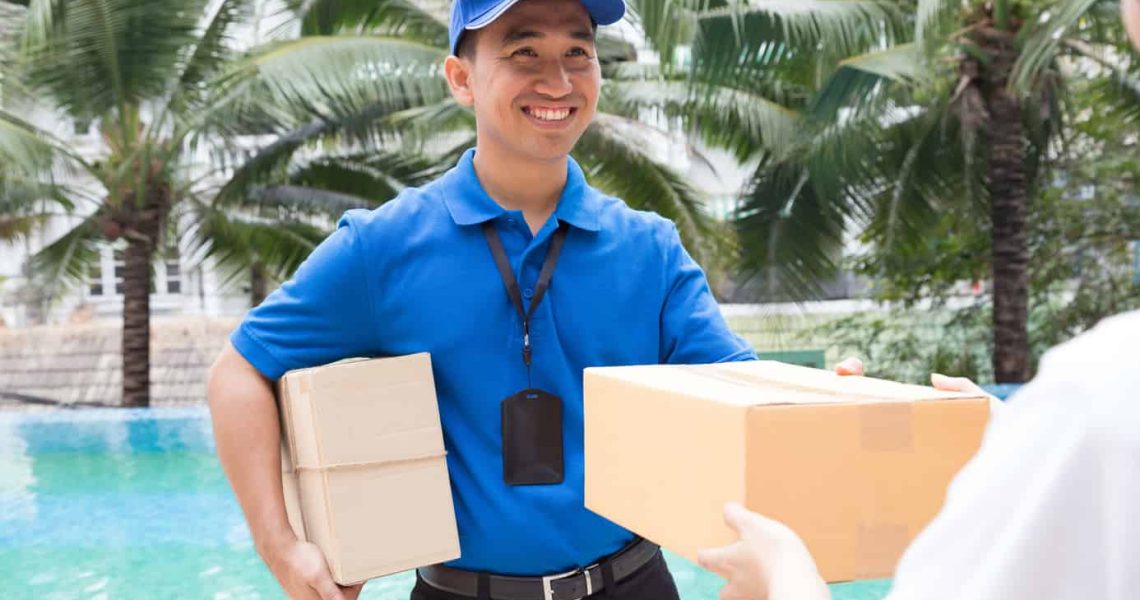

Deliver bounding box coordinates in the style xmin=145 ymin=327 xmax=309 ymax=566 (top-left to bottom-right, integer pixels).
xmin=277 ymin=354 xmax=461 ymax=585
xmin=584 ymin=360 xmax=990 ymax=582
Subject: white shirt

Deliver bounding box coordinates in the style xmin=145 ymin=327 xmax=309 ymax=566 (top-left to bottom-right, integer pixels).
xmin=885 ymin=310 xmax=1140 ymax=600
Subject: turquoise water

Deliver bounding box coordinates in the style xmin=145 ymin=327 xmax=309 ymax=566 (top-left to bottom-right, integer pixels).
xmin=0 ymin=409 xmax=891 ymax=599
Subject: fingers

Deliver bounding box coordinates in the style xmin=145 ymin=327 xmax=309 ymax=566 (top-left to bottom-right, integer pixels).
xmin=930 ymin=373 xmax=986 ymax=395
xmin=312 ymin=576 xmax=346 ymax=600
xmin=697 ymin=543 xmax=739 ymax=577
xmin=723 ymin=502 xmax=751 ymax=533
xmin=720 ymin=583 xmax=760 ymax=600
xmin=342 ymin=583 xmax=364 ymax=600
xmin=834 ymin=357 xmax=864 ymax=376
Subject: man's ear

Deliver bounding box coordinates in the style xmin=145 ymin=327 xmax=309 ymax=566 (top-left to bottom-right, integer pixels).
xmin=444 ymin=56 xmax=475 ymax=107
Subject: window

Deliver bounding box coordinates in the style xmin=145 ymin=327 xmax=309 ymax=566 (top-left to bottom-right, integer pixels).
xmin=113 ymin=249 xmax=125 ymax=295
xmin=89 ymin=269 xmax=104 ymax=297
xmin=163 ymin=246 xmax=182 ymax=295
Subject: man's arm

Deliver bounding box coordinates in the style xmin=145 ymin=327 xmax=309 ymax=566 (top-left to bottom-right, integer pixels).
xmin=207 ymin=342 xmax=292 ymax=560
xmin=208 ymin=342 xmax=360 ymax=600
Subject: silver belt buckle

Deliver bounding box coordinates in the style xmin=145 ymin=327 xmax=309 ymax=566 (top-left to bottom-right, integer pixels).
xmin=541 ymin=564 xmax=597 ymax=600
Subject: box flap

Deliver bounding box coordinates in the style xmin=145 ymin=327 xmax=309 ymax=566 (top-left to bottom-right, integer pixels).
xmin=283 ymin=354 xmax=446 ymax=469
xmin=587 ymin=361 xmax=987 ymax=408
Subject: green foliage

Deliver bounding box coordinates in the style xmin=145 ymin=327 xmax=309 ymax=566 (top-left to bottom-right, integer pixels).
xmin=815 ymin=304 xmax=992 ymax=384
xmin=837 ymin=102 xmax=1140 ymax=380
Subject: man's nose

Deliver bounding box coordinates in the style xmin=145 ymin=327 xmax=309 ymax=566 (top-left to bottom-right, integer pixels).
xmin=533 ymin=59 xmax=573 ymax=98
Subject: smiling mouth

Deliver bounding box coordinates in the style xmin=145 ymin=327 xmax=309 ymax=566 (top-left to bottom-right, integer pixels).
xmin=522 ymin=106 xmax=576 ymax=122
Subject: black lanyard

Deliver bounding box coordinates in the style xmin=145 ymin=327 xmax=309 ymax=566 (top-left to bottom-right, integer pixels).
xmin=482 ymin=221 xmax=569 ymax=382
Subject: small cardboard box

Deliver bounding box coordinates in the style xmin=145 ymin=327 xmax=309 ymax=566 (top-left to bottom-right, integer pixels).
xmin=584 ymin=360 xmax=990 ymax=582
xmin=277 ymin=354 xmax=460 ymax=585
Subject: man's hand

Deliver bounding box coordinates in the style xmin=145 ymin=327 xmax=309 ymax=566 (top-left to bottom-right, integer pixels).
xmin=833 ymin=356 xmax=864 ymax=376
xmin=834 ymin=356 xmax=991 ymax=395
xmin=697 ymin=503 xmax=830 ymax=600
xmin=264 ymin=536 xmax=364 ymax=600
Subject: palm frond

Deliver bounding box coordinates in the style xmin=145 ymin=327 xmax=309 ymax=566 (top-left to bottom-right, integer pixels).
xmin=734 ymin=157 xmax=846 ymax=300
xmin=625 ymin=0 xmax=709 ymax=66
xmin=239 ymin=150 xmax=442 ymax=216
xmin=285 ymin=150 xmax=443 ymax=204
xmin=186 ymin=198 xmax=327 ymax=287
xmin=692 ymin=0 xmax=907 ymax=84
xmin=174 ymin=0 xmax=255 ymax=95
xmin=292 ymin=0 xmax=448 ymax=45
xmin=242 ymin=151 xmax=444 ymax=217
xmin=206 ymin=97 xmax=430 ymax=204
xmin=810 ymin=43 xmax=926 ymax=118
xmin=733 ymin=96 xmax=971 ymax=300
xmin=19 ymin=0 xmax=209 ymax=119
xmin=575 ymin=113 xmax=719 ymax=264
xmin=0 ymin=108 xmax=91 ymax=178
xmin=381 ymin=98 xmax=475 ymax=151
xmin=915 ymin=0 xmax=957 ymax=49
xmin=27 ymin=213 xmax=104 ymax=297
xmin=596 ymin=30 xmax=638 ymax=65
xmin=1065 ymin=39 xmax=1140 ymax=124
xmin=245 ymin=185 xmax=371 ymax=218
xmin=603 ymin=79 xmax=800 ymax=161
xmin=1010 ymin=0 xmax=1099 ymax=90
xmin=1089 ymin=68 xmax=1140 ymax=123
xmin=195 ymin=35 xmax=448 ymax=140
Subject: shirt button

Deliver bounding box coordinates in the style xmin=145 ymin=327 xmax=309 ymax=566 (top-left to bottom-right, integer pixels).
xmin=523 ymin=288 xmax=534 ymax=298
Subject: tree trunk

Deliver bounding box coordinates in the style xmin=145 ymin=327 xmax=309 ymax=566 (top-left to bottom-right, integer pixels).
xmin=250 ymin=261 xmax=268 ymax=307
xmin=120 ymin=237 xmax=153 ymax=407
xmin=117 ymin=175 xmax=170 ymax=407
xmin=984 ymin=34 xmax=1031 ymax=383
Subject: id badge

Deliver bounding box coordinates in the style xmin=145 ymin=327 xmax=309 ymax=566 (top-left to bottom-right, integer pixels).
xmin=501 ymin=388 xmax=564 ymax=485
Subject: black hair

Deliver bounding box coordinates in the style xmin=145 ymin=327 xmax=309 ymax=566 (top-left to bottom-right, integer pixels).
xmin=454 ymin=29 xmax=478 ymax=59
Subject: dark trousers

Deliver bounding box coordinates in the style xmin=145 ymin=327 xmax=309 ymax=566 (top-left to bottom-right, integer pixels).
xmin=410 ymin=552 xmax=682 ymax=600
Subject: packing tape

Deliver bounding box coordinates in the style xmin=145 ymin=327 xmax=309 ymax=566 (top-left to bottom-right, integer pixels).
xmin=859 ymin=402 xmax=913 ymax=452
xmin=683 ymin=365 xmax=889 ymax=402
xmin=855 ymin=521 xmax=910 ymax=579
xmin=293 ymin=450 xmax=448 ymax=473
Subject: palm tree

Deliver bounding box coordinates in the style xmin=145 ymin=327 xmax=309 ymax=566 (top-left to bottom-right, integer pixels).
xmin=632 ymin=0 xmax=1139 ymax=383
xmin=0 ymin=0 xmax=447 ymax=406
xmin=1 ymin=0 xmax=724 ymax=406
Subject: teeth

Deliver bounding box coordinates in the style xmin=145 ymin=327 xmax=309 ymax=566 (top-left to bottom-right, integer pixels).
xmin=528 ymin=108 xmax=571 ymax=121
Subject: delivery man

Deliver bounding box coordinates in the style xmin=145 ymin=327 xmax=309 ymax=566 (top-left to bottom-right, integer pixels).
xmin=695 ymin=3 xmax=1140 ymax=598
xmin=207 ymin=1 xmax=756 ymax=599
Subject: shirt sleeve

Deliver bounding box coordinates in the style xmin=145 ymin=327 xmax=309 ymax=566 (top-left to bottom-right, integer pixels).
xmin=884 ymin=314 xmax=1140 ymax=600
xmin=229 ymin=211 xmax=380 ymax=380
xmin=658 ymin=223 xmax=756 ymax=364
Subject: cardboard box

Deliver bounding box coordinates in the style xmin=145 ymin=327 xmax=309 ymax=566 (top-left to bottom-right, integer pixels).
xmin=278 ymin=354 xmax=460 ymax=585
xmin=584 ymin=360 xmax=990 ymax=582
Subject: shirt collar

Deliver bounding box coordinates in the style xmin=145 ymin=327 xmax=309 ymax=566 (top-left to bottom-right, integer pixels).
xmin=440 ymin=148 xmax=602 ymax=232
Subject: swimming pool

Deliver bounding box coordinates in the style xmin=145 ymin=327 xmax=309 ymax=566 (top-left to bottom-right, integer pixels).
xmin=0 ymin=409 xmax=892 ymax=599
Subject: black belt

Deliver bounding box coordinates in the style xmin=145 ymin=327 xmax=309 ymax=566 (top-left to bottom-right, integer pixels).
xmin=417 ymin=538 xmax=660 ymax=600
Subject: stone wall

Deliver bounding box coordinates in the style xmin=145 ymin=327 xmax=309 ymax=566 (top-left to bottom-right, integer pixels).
xmin=0 ymin=318 xmax=237 ymax=409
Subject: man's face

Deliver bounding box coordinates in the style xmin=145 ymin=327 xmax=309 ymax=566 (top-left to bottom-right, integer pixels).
xmin=446 ymin=0 xmax=601 ymax=163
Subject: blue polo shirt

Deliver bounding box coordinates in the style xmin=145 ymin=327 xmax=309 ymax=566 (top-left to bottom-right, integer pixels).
xmin=231 ymin=148 xmax=755 ymax=576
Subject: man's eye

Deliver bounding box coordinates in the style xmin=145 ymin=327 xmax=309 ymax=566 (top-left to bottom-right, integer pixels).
xmin=568 ymin=47 xmax=592 ymax=57
xmin=511 ymin=48 xmax=537 ymax=57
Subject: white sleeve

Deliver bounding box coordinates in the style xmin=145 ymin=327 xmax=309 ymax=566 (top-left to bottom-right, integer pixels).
xmin=884 ymin=311 xmax=1140 ymax=600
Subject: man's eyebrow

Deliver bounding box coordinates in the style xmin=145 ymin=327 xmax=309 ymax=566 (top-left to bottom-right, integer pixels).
xmin=569 ymin=28 xmax=595 ymax=42
xmin=500 ymin=26 xmax=596 ymax=46
xmin=501 ymin=29 xmax=543 ymax=45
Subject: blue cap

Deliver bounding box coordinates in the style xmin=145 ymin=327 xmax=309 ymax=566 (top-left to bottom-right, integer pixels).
xmin=449 ymin=0 xmax=626 ymax=55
